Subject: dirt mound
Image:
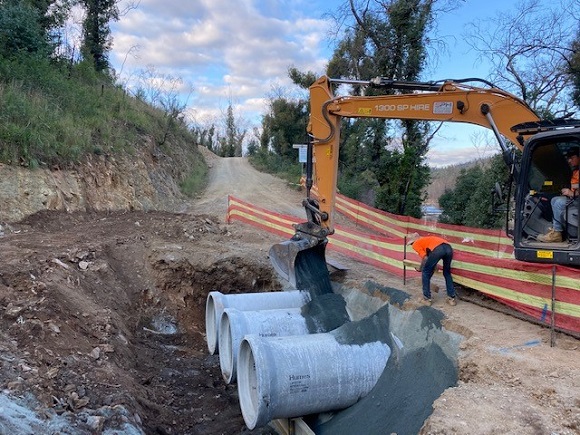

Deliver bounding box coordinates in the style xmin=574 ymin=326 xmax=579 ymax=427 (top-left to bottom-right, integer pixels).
xmin=0 ymin=210 xmax=280 ymax=434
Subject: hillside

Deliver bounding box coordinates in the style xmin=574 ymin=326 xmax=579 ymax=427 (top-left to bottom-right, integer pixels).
xmin=426 ymin=158 xmax=493 ymax=206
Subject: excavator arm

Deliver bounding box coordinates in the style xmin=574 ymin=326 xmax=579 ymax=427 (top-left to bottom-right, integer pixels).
xmin=308 ymin=75 xmax=540 ymax=234
xmin=269 ymin=75 xmax=541 ymax=288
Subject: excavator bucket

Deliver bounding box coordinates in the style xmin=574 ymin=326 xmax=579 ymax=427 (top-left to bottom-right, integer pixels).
xmin=269 ymin=238 xmax=332 ymax=296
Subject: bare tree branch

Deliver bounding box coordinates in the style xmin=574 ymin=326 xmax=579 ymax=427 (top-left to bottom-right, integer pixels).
xmin=466 ymin=0 xmax=577 ymax=117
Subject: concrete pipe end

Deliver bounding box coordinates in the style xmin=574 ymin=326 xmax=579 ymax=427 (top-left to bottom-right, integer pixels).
xmin=218 ymin=309 xmax=235 ymax=384
xmin=205 ymin=291 xmax=223 ymax=355
xmin=237 ymin=337 xmax=269 ymax=430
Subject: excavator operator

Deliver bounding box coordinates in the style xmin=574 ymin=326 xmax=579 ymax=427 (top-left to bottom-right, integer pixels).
xmin=537 ymin=146 xmax=580 ymax=243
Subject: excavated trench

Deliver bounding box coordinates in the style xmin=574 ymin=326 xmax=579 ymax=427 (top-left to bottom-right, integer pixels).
xmin=0 ymin=211 xmax=461 ymax=434
xmin=192 ymin=262 xmax=463 ymax=434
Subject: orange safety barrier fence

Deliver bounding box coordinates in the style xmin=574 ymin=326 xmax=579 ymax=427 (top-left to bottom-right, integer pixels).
xmin=226 ymin=195 xmax=580 ymax=335
xmin=334 ymin=190 xmax=514 ymax=259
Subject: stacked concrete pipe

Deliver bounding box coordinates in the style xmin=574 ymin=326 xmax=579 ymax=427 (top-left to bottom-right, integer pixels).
xmin=205 ymin=290 xmax=311 ymax=354
xmin=206 ymin=288 xmax=393 ymax=431
xmin=237 ymin=332 xmax=391 ymax=429
xmin=218 ymin=307 xmax=310 ymax=384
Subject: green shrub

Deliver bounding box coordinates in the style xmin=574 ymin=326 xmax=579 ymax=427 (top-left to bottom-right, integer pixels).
xmin=248 ymin=148 xmax=302 ymax=185
xmin=0 ymin=53 xmax=199 ymax=167
xmin=180 ymin=160 xmax=208 ymax=197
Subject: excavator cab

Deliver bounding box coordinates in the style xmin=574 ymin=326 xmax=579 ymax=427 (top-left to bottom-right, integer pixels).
xmin=512 ymin=122 xmax=580 ymax=265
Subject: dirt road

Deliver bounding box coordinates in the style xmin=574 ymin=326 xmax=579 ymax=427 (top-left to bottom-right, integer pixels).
xmin=189 ymin=148 xmax=305 ymax=218
xmin=0 ymin=151 xmax=579 ymax=434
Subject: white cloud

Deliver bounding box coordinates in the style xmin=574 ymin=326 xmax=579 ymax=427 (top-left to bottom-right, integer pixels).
xmin=427 ymin=146 xmax=498 ymax=168
xmin=110 ymin=0 xmax=335 ymax=132
xmin=428 ymin=124 xmax=501 ymax=167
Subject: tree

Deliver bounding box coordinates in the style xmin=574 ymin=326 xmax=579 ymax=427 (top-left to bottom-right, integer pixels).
xmin=439 ymin=166 xmax=484 ymax=225
xmin=467 ymin=0 xmax=578 ymax=118
xmin=570 ymin=32 xmax=580 ymax=108
xmin=322 ymin=0 xmax=455 ymax=217
xmin=260 ymin=97 xmax=308 ymax=159
xmin=374 ymin=120 xmax=433 ymax=216
xmin=22 ymin=0 xmax=72 ymax=35
xmin=79 ymin=0 xmax=119 ymax=72
xmin=0 ymin=1 xmax=52 ymax=57
xmin=221 ymin=103 xmax=245 ymax=157
xmin=438 ymin=155 xmax=508 ymax=228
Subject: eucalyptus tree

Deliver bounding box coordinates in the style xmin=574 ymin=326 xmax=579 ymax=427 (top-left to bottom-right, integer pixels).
xmin=79 ymin=0 xmax=119 ymax=72
xmin=0 ymin=1 xmax=52 ymax=57
xmin=260 ymin=96 xmax=309 ymax=159
xmin=570 ymin=31 xmax=580 ymax=108
xmin=322 ymin=0 xmax=460 ymax=217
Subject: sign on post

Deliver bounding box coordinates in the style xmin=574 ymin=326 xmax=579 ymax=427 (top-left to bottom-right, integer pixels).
xmin=293 ymin=144 xmax=308 ymax=163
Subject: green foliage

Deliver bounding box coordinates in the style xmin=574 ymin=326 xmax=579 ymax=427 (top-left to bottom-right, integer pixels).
xmin=179 ymin=157 xmax=208 ymax=197
xmin=220 ymin=104 xmax=244 ymax=157
xmin=288 ymin=67 xmax=318 ymax=90
xmin=439 ymin=167 xmax=482 ymax=225
xmin=374 ymin=149 xmax=430 ymax=218
xmin=338 ymin=169 xmax=379 ymax=203
xmin=336 ymin=118 xmax=387 ymax=204
xmin=248 ymin=148 xmax=303 ymax=186
xmin=260 ymin=97 xmax=308 ymax=159
xmin=0 ymin=1 xmax=52 ymax=57
xmin=192 ymin=124 xmax=217 ymax=152
xmin=438 ymin=155 xmax=508 ymax=228
xmin=335 ymin=115 xmax=430 ymax=218
xmin=20 ymin=0 xmax=70 ymax=33
xmin=570 ymin=35 xmax=580 ymax=108
xmin=79 ymin=0 xmax=119 ymax=72
xmin=327 ymin=0 xmax=433 ymax=82
xmin=324 ymin=0 xmax=435 ymax=217
xmin=0 ymin=54 xmax=199 ymax=168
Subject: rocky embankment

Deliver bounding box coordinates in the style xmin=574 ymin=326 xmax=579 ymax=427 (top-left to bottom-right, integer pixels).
xmin=0 ymin=140 xmax=201 ymax=223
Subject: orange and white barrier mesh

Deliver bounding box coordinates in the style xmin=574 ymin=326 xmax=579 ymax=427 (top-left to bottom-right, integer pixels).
xmin=226 ymin=195 xmax=580 ymax=335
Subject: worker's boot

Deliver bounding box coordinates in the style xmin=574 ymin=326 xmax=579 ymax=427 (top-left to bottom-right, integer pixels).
xmin=537 ymin=228 xmax=563 ymax=243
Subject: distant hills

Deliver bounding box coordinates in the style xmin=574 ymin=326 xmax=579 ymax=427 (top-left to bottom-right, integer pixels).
xmin=425 ymin=158 xmax=494 ymax=206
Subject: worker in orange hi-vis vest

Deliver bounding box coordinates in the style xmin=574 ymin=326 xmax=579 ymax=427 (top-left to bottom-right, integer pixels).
xmin=407 ymin=233 xmax=457 ymax=307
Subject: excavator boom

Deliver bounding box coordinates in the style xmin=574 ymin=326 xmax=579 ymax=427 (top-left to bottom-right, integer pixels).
xmin=308 ymin=76 xmax=540 ymax=234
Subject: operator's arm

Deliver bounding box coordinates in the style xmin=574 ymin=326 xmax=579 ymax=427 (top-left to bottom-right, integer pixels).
xmin=562 ymin=188 xmax=579 ymax=198
xmin=562 ymin=169 xmax=579 ymax=198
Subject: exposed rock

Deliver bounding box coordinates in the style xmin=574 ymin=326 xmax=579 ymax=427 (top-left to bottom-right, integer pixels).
xmin=0 ymin=140 xmax=202 ymax=223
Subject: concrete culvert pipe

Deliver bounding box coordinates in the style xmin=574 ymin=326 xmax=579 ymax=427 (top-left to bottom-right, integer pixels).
xmin=205 ymin=290 xmax=311 ymax=354
xmin=237 ymin=333 xmax=391 ymax=430
xmin=218 ymin=307 xmax=310 ymax=384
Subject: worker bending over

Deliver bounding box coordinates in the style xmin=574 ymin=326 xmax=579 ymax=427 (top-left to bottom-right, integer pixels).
xmin=407 ymin=233 xmax=457 ymax=306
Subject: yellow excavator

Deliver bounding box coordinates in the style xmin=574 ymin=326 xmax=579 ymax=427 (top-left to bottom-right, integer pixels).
xmin=269 ymin=75 xmax=580 ymax=288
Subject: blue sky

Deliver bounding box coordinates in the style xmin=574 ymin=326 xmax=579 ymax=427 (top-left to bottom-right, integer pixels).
xmin=109 ymin=0 xmax=576 ymax=167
